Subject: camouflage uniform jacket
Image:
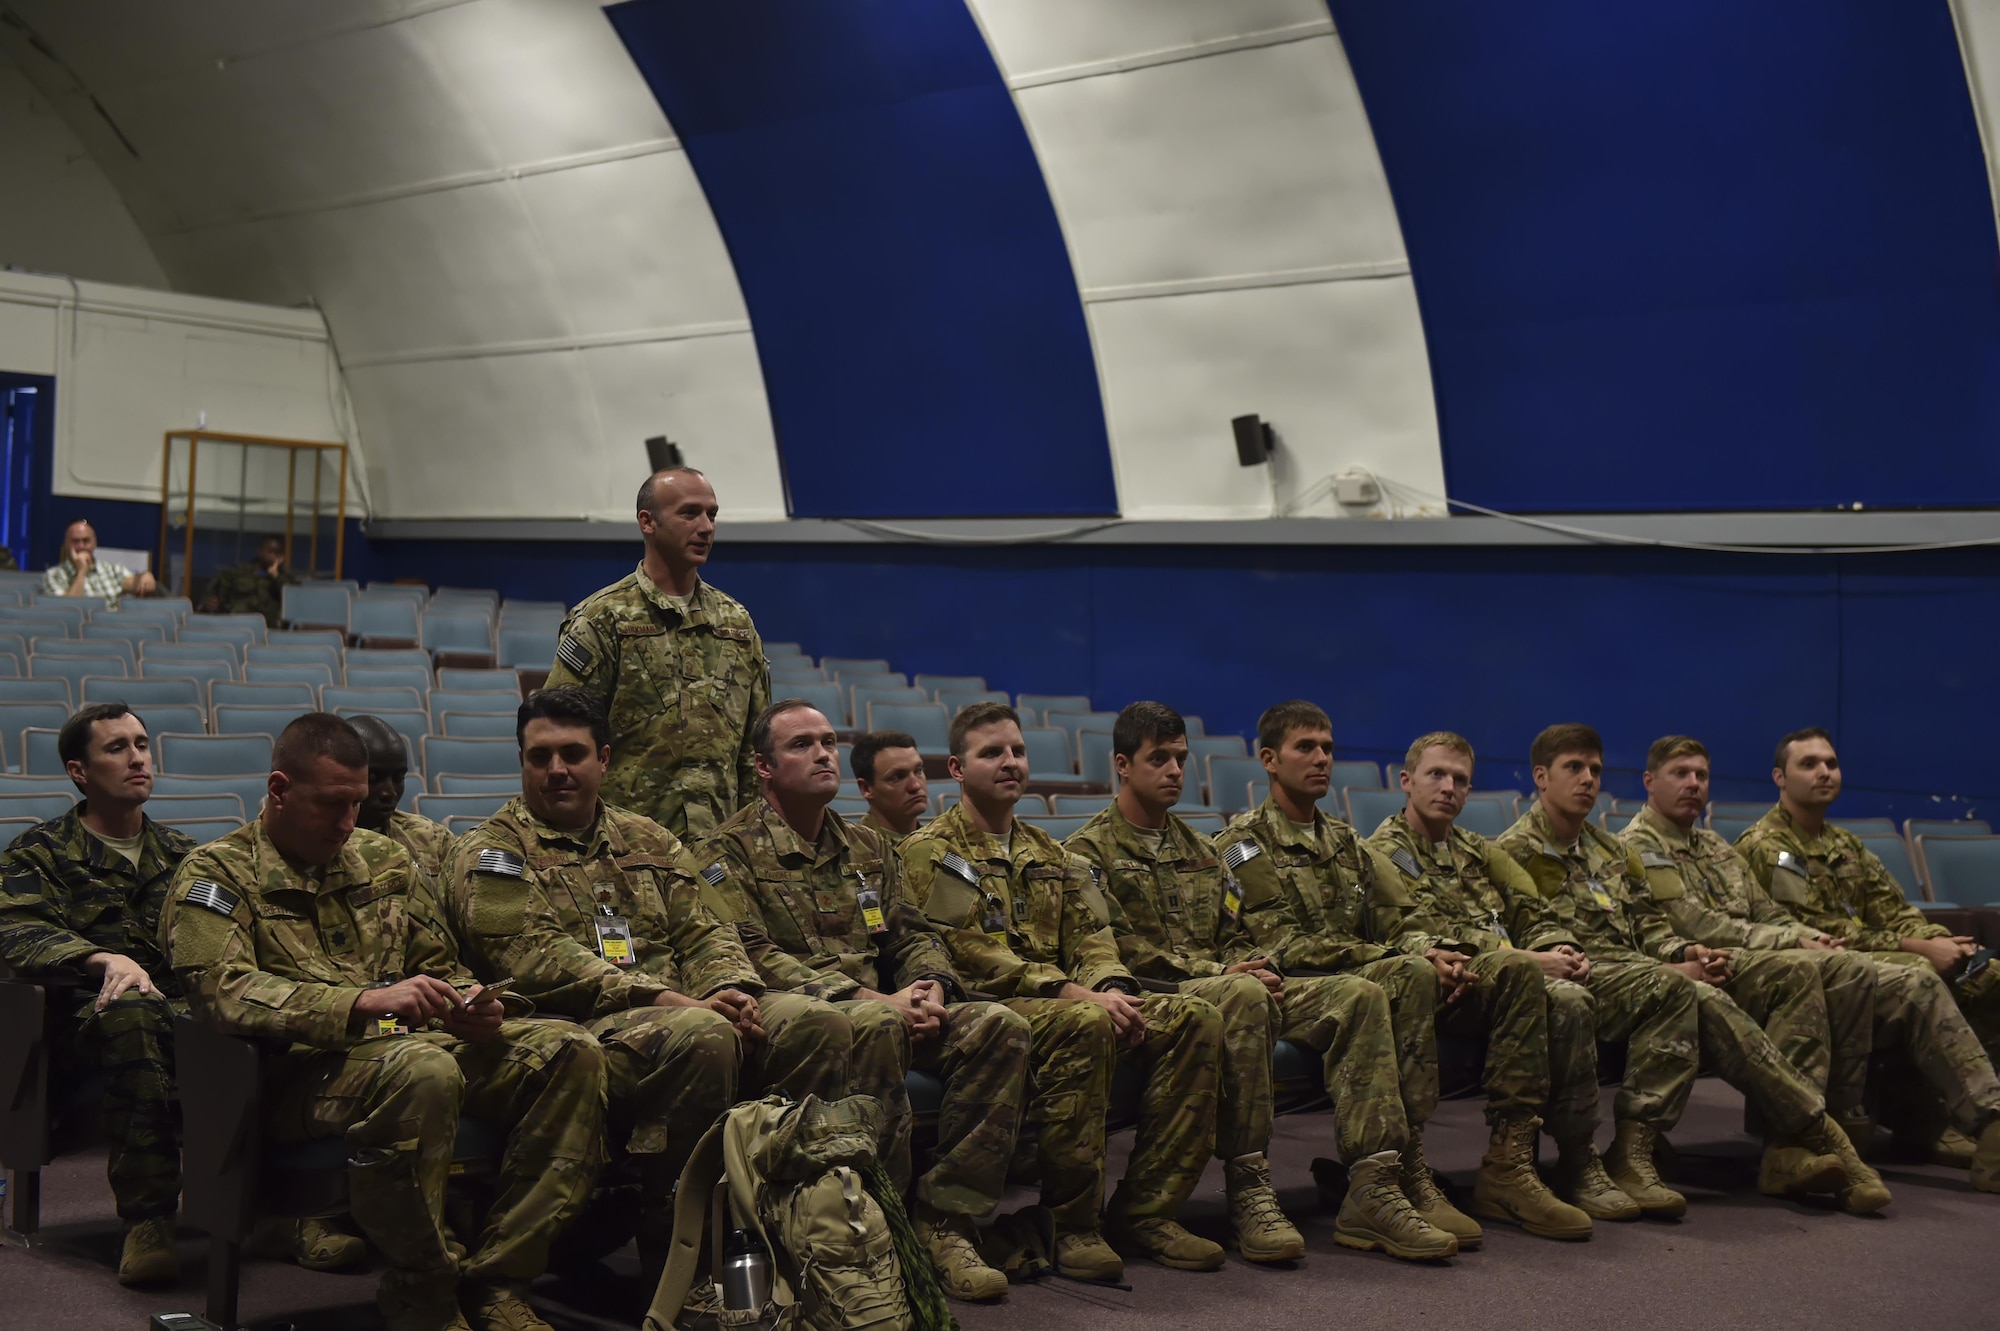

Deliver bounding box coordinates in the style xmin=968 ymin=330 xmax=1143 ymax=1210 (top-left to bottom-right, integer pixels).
xmin=544 ymin=568 xmax=769 ymax=838
xmin=1736 ymin=804 xmax=1946 ymax=952
xmin=206 ymin=561 xmax=299 ymax=627
xmin=1064 ymin=803 xmax=1264 ymax=981
xmin=1496 ymin=802 xmax=1693 ymax=964
xmin=1618 ymin=803 xmax=1824 ymax=951
xmin=1215 ymin=797 xmax=1420 ymax=974
xmin=695 ymin=798 xmax=959 ymax=1002
xmin=0 ymin=807 xmax=194 ymax=991
xmin=381 ymin=808 xmax=454 ymax=883
xmin=159 ymin=823 xmax=494 ymax=1049
xmin=899 ymin=802 xmax=1129 ymax=999
xmin=1368 ymin=813 xmax=1576 ymax=957
xmin=446 ymin=797 xmax=759 ymax=1022
xmin=858 ymin=807 xmax=913 ymax=846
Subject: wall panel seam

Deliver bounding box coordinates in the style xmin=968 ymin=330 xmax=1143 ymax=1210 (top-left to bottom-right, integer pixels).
xmin=1081 ymin=259 xmax=1409 ymax=303
xmin=341 ymin=319 xmax=753 ymax=369
xmin=1007 ymin=19 xmax=1336 ymax=88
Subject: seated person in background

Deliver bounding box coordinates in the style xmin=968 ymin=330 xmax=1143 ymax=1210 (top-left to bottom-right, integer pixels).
xmin=42 ymin=519 xmax=156 ymax=605
xmin=852 ymin=728 xmax=928 ymax=843
xmin=1736 ymin=726 xmax=2000 ymax=1188
xmin=1368 ymin=731 xmax=1608 ymax=1237
xmin=1496 ymin=724 xmax=1887 ymax=1217
xmin=899 ymin=702 xmax=1224 ymax=1282
xmin=1074 ymin=701 xmax=1459 ymax=1264
xmin=161 ymin=713 xmax=604 ymax=1331
xmin=696 ymin=701 xmax=1030 ymax=1303
xmin=201 ymin=534 xmax=299 ymax=626
xmin=445 ymin=687 xmax=781 ymax=1280
xmin=350 ymin=714 xmax=455 ymax=880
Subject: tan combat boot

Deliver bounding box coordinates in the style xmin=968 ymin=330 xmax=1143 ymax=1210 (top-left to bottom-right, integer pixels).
xmin=1550 ymin=1138 xmax=1640 ymax=1221
xmin=1054 ymin=1231 xmax=1124 ymax=1282
xmin=463 ymin=1280 xmax=555 ymax=1331
xmin=117 ymin=1216 xmax=179 ymax=1288
xmin=1472 ymin=1118 xmax=1592 ymax=1240
xmin=379 ymin=1271 xmax=475 ymax=1331
xmin=1798 ymin=1113 xmax=1892 ymax=1213
xmin=1933 ymin=1126 xmax=1979 ymax=1168
xmin=1104 ymin=1213 xmax=1225 ymax=1271
xmin=1756 ymin=1144 xmax=1844 ymax=1200
xmin=1604 ymin=1121 xmax=1688 ymax=1217
xmin=1333 ymin=1150 xmax=1457 ymax=1261
xmin=293 ymin=1217 xmax=369 ymax=1271
xmin=1223 ymin=1152 xmax=1305 ymax=1262
xmin=1401 ymin=1129 xmax=1483 ymax=1250
xmin=916 ymin=1207 xmax=1009 ymax=1301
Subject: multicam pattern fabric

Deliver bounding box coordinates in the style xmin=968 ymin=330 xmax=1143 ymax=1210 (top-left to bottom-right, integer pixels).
xmin=204 ymin=561 xmax=300 ymax=627
xmin=383 ymin=808 xmax=455 ymax=884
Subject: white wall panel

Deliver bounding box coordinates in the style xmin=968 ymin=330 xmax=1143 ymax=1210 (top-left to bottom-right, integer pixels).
xmin=971 ymin=0 xmax=1329 ymax=79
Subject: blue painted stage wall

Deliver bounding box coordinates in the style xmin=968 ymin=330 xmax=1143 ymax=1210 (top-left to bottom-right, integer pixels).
xmin=363 ymin=534 xmax=2000 ymax=825
xmin=1327 ymin=0 xmax=2000 ymax=514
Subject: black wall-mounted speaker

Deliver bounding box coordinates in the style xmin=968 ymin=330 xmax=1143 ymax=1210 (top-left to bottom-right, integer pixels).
xmin=1231 ymin=414 xmax=1273 ymax=467
xmin=645 ymin=436 xmax=683 ymax=472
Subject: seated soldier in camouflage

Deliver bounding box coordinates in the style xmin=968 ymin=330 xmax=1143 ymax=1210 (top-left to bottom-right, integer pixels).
xmin=1368 ymin=731 xmax=1610 ymax=1236
xmin=899 ymin=702 xmax=1225 ymax=1280
xmin=695 ymin=701 xmax=1031 ymax=1302
xmin=161 ymin=714 xmax=605 ymax=1331
xmin=200 ymin=534 xmax=298 ymax=626
xmin=1077 ymin=701 xmax=1458 ymax=1263
xmin=352 ymin=714 xmax=455 ymax=880
xmin=851 ymin=728 xmax=929 ymax=843
xmin=445 ymin=687 xmax=793 ymax=1281
xmin=1497 ymin=724 xmax=1888 ymax=1217
xmin=1736 ymin=726 xmax=2000 ymax=1188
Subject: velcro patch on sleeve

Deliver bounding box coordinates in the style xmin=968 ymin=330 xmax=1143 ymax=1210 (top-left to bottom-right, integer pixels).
xmin=701 ymin=862 xmax=727 ymax=886
xmin=475 ymin=849 xmax=527 ymax=878
xmin=938 ymin=851 xmax=979 ymax=886
xmin=1388 ymin=847 xmax=1420 ymax=880
xmin=185 ymin=879 xmax=241 ymax=917
xmin=1221 ymin=840 xmax=1262 ymax=871
xmin=555 ymin=635 xmax=593 ymax=675
xmin=168 ymin=903 xmax=234 ymax=969
xmin=1639 ymin=851 xmax=1674 ymax=869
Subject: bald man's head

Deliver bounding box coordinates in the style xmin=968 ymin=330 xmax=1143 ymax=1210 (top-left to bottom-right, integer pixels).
xmin=348 ymin=714 xmax=408 ymax=831
xmin=636 ymin=466 xmax=717 ymax=578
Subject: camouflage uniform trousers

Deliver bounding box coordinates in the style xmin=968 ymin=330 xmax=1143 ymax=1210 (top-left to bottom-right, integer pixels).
xmin=1542 ymin=977 xmax=1601 ymax=1145
xmin=1722 ymin=950 xmax=1873 ymax=1120
xmin=265 ymin=1019 xmax=605 ymax=1286
xmin=1691 ymin=982 xmax=1825 ymax=1139
xmin=1001 ymin=993 xmax=1222 ymax=1233
xmin=744 ymin=991 xmax=858 ymax=1106
xmin=585 ymin=1005 xmax=739 ymax=1209
xmin=1435 ymin=949 xmax=1556 ymax=1130
xmin=841 ymin=999 xmax=1032 ymax=1214
xmin=1859 ymin=955 xmax=2000 ymax=1138
xmin=1270 ymin=967 xmax=1419 ymax=1164
xmin=55 ymin=989 xmax=186 ymax=1222
xmin=1583 ymin=961 xmax=1700 ymax=1128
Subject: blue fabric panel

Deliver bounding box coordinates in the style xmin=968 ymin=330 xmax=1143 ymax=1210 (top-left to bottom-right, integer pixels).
xmin=366 ymin=536 xmax=2000 ymax=825
xmin=606 ymin=0 xmax=1116 ymax=519
xmin=1326 ymin=0 xmax=2000 ymax=512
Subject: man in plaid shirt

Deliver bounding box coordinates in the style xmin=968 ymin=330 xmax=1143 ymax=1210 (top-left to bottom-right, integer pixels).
xmin=42 ymin=520 xmax=156 ymax=605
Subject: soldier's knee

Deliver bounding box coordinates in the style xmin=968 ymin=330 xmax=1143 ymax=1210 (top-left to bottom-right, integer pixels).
xmin=1651 ymin=966 xmax=1699 ymax=1012
xmin=1214 ymin=971 xmax=1277 ymax=1016
xmin=776 ymin=1000 xmax=855 ymax=1056
xmin=845 ymin=998 xmax=906 ymax=1041
xmin=378 ymin=1041 xmax=465 ymax=1115
xmin=959 ymin=1002 xmax=1031 ymax=1057
xmin=1170 ymin=994 xmax=1226 ymax=1044
xmin=1490 ymin=949 xmax=1542 ymax=988
xmin=1052 ymin=999 xmax=1118 ymax=1058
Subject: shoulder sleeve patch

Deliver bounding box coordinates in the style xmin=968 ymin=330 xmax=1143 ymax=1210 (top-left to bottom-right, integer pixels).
xmin=937 ymin=850 xmax=980 ymax=886
xmin=1388 ymin=847 xmax=1420 ymax=880
xmin=1638 ymin=851 xmax=1674 ymax=869
xmin=1220 ymin=839 xmax=1262 ymax=870
xmin=1076 ymin=871 xmax=1112 ymax=928
xmin=920 ymin=873 xmax=983 ymax=929
xmin=474 ymin=849 xmax=527 ymax=878
xmin=555 ymin=634 xmax=593 ymax=676
xmin=185 ymin=879 xmax=241 ymax=917
xmin=701 ymin=861 xmax=727 ymax=886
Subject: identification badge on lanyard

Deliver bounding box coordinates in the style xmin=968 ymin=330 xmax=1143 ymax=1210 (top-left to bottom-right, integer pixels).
xmin=981 ymin=892 xmax=1008 ymax=938
xmin=1586 ymin=879 xmax=1616 ymax=912
xmin=1488 ymin=907 xmax=1511 ymax=944
xmin=375 ymin=1016 xmax=410 ymax=1037
xmin=1223 ymin=876 xmax=1244 ymax=923
xmin=594 ymin=905 xmax=636 ymax=965
xmin=856 ymin=872 xmax=886 ymax=936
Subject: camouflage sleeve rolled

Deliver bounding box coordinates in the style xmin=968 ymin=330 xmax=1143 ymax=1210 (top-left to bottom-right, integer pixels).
xmin=160 ymin=855 xmax=368 ymax=1047
xmin=873 ymin=845 xmax=961 ymax=992
xmin=693 ymin=837 xmax=827 ymax=995
xmin=658 ymin=851 xmax=764 ymax=998
xmin=0 ymin=836 xmax=98 ymax=975
xmin=1488 ymin=846 xmax=1580 ymax=953
xmin=544 ymin=609 xmax=617 ymax=703
xmin=449 ymin=838 xmax=674 ymax=1019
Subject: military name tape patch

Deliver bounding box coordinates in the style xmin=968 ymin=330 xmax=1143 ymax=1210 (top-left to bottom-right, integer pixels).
xmin=475 ymin=849 xmax=527 ymax=878
xmin=1389 ymin=847 xmax=1420 ymax=880
xmin=939 ymin=851 xmax=979 ymax=885
xmin=700 ymin=862 xmax=727 ymax=886
xmin=1221 ymin=840 xmax=1262 ymax=870
xmin=555 ymin=635 xmax=591 ymax=674
xmin=186 ymin=879 xmax=241 ymax=917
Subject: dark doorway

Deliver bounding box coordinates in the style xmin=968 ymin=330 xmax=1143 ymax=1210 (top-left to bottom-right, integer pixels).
xmin=0 ymin=371 xmax=54 ymax=571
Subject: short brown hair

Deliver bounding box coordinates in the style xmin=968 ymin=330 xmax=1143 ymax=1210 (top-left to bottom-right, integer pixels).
xmin=850 ymin=730 xmax=917 ymax=784
xmin=948 ymin=702 xmax=1020 ymax=758
xmin=1774 ymin=726 xmax=1834 ymax=771
xmin=752 ymin=699 xmax=832 ymax=760
xmin=58 ymin=702 xmax=138 ymax=770
xmin=1405 ymin=731 xmax=1475 ymax=772
xmin=1112 ymin=701 xmax=1185 ymax=761
xmin=1646 ymin=735 xmax=1708 ymax=773
xmin=1530 ymin=723 xmax=1602 ymax=771
xmin=273 ymin=713 xmax=367 ymax=779
xmin=1257 ymin=700 xmax=1331 ymax=755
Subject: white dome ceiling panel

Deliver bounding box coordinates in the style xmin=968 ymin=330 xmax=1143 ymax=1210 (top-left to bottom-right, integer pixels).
xmin=1016 ymin=35 xmax=1405 ymax=293
xmin=968 ymin=0 xmax=1330 ymax=80
xmin=574 ymin=336 xmax=787 ymax=522
xmin=146 ymin=220 xmax=305 ymax=308
xmin=510 ymin=150 xmax=749 ymax=337
xmin=1090 ymin=276 xmax=1442 ymax=520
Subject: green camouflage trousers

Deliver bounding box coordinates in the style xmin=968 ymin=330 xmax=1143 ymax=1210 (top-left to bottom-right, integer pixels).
xmin=1865 ymin=956 xmax=2000 ymax=1137
xmin=745 ymin=991 xmax=856 ymax=1105
xmin=1003 ymin=993 xmax=1221 ymax=1233
xmin=1724 ymin=950 xmax=1872 ymax=1119
xmin=843 ymin=998 xmax=1031 ymax=1215
xmin=1543 ymin=977 xmax=1601 ymax=1144
xmin=1437 ymin=950 xmax=1551 ymax=1130
xmin=1272 ymin=970 xmax=1414 ymax=1163
xmin=1585 ymin=961 xmax=1700 ymax=1128
xmin=1179 ymin=972 xmax=1280 ymax=1159
xmin=586 ymin=1004 xmax=739 ymax=1208
xmin=265 ymin=1019 xmax=605 ymax=1283
xmin=57 ymin=989 xmax=185 ymax=1221
xmin=1693 ymin=982 xmax=1825 ymax=1139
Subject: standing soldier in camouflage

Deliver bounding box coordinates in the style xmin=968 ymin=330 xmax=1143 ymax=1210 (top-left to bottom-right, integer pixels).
xmin=851 ymin=729 xmax=929 ymax=844
xmin=444 ymin=688 xmax=781 ymax=1280
xmin=1497 ymin=724 xmax=1888 ymax=1217
xmin=899 ymin=702 xmax=1224 ymax=1281
xmin=544 ymin=467 xmax=769 ymax=838
xmin=1368 ymin=731 xmax=1610 ymax=1236
xmin=160 ymin=714 xmax=606 ymax=1331
xmin=1736 ymin=726 xmax=2000 ymax=1188
xmin=1077 ymin=701 xmax=1459 ymax=1264
xmin=200 ymin=534 xmax=299 ymax=627
xmin=695 ymin=701 xmax=1031 ymax=1302
xmin=352 ymin=713 xmax=455 ymax=880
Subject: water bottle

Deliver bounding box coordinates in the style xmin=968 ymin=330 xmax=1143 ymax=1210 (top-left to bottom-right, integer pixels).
xmin=719 ymin=1227 xmax=773 ymax=1318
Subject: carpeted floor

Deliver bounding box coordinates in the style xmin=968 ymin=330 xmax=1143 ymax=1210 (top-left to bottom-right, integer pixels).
xmin=5 ymin=1079 xmax=1993 ymax=1331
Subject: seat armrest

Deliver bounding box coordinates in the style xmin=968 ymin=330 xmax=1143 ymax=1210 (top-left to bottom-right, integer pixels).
xmin=173 ymin=1014 xmax=265 ymax=1241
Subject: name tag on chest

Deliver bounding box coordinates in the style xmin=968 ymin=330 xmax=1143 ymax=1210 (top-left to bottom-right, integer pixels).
xmin=594 ymin=913 xmax=636 ymax=965
xmin=1585 ymin=880 xmax=1616 ymax=911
